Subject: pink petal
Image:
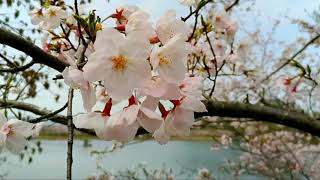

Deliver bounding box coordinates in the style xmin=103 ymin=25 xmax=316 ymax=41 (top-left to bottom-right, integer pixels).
xmin=73 ymin=112 xmax=105 ymax=129
xmin=137 ymin=107 xmax=162 ymax=133
xmin=80 ymin=83 xmax=97 ymax=112
xmin=153 ymin=121 xmax=170 ymax=145
xmin=8 ymin=119 xmax=34 ymax=137
xmin=6 ymin=133 xmax=28 ymax=154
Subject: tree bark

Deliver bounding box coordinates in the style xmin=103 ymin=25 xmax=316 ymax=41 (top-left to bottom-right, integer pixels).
xmin=196 ymin=100 xmax=320 ymax=136
xmin=0 ymin=27 xmax=67 ymax=72
xmin=66 ymin=89 xmax=74 ymax=180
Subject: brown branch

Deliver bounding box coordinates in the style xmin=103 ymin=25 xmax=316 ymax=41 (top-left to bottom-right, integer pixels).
xmin=0 ymin=27 xmax=68 ymax=72
xmin=225 ymin=0 xmax=240 ymax=12
xmin=181 ymin=0 xmax=213 ymax=22
xmin=0 ymin=60 xmax=35 ymax=73
xmin=195 ymin=100 xmax=320 ymax=137
xmin=28 ymin=102 xmax=68 ymax=123
xmin=66 ymin=89 xmax=74 ymax=180
xmin=0 ymin=99 xmax=94 ymax=135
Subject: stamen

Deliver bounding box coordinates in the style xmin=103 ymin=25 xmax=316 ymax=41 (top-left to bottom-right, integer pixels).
xmin=112 ymin=55 xmax=128 ymax=72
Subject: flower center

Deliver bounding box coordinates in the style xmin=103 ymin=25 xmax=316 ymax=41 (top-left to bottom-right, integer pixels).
xmin=1 ymin=124 xmax=11 ymax=135
xmin=112 ymin=55 xmax=128 ymax=72
xmin=158 ymin=54 xmax=171 ymax=66
xmin=48 ymin=10 xmax=57 ymax=17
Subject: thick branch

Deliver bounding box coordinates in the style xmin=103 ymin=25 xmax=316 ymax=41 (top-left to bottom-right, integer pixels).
xmin=0 ymin=27 xmax=68 ymax=72
xmin=195 ymin=100 xmax=320 ymax=137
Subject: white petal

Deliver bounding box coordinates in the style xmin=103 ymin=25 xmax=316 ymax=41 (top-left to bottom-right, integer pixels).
xmin=159 ymin=59 xmax=186 ymax=84
xmin=150 ymin=46 xmax=160 ymax=69
xmin=8 ymin=119 xmax=34 ymax=137
xmin=180 ymin=97 xmax=207 ymax=112
xmin=103 ymin=70 xmax=133 ymax=100
xmin=122 ymin=32 xmax=151 ymax=61
xmin=95 ymin=112 xmax=139 ymax=143
xmin=83 ymin=52 xmax=112 ymax=82
xmin=156 ymin=10 xmax=190 ymax=44
xmin=161 ymin=82 xmax=182 ymax=100
xmin=6 ymin=133 xmax=27 ymax=154
xmin=94 ymin=28 xmax=124 ymax=52
xmin=153 ymin=121 xmax=170 ymax=145
xmin=129 ymin=58 xmax=152 ymax=88
xmin=80 ymin=84 xmax=97 ymax=112
xmin=122 ymin=105 xmax=140 ymax=125
xmin=142 ymin=96 xmax=159 ymax=111
xmin=62 ymin=67 xmax=79 ymax=89
xmin=69 ymin=68 xmax=87 ymax=88
xmin=73 ymin=112 xmax=105 ymax=129
xmin=171 ymin=108 xmax=194 ymax=136
xmin=137 ymin=107 xmax=162 ymax=133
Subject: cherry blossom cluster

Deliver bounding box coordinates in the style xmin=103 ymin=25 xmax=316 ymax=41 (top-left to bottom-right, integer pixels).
xmin=58 ymin=5 xmax=207 ymax=144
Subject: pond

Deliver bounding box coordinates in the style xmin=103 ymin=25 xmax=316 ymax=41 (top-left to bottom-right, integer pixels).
xmin=0 ymin=139 xmax=256 ymax=179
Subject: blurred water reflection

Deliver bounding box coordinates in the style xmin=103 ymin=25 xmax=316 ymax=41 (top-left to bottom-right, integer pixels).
xmin=0 ymin=140 xmax=243 ymax=179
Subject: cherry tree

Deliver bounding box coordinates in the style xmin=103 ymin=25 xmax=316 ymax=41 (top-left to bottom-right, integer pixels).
xmin=1 ymin=0 xmax=320 ymax=179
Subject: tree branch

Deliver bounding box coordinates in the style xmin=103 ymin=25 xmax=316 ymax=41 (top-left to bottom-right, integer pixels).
xmin=0 ymin=27 xmax=68 ymax=72
xmin=262 ymin=33 xmax=320 ymax=82
xmin=225 ymin=0 xmax=240 ymax=12
xmin=66 ymin=89 xmax=74 ymax=180
xmin=0 ymin=99 xmax=94 ymax=135
xmin=195 ymin=100 xmax=320 ymax=137
xmin=0 ymin=60 xmax=36 ymax=73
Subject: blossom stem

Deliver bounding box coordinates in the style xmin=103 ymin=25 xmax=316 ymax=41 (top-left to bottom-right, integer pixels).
xmin=66 ymin=89 xmax=74 ymax=180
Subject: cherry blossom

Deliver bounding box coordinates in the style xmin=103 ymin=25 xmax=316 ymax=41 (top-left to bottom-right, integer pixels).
xmin=141 ymin=76 xmax=182 ymax=100
xmin=83 ymin=28 xmax=151 ymax=100
xmin=150 ymin=35 xmax=192 ymax=84
xmin=95 ymin=108 xmax=140 ymax=143
xmin=213 ymin=39 xmax=228 ymax=57
xmin=213 ymin=10 xmax=230 ymax=30
xmin=153 ymin=97 xmax=206 ymax=144
xmin=0 ymin=113 xmax=34 ymax=154
xmin=41 ymin=6 xmax=67 ymax=30
xmin=155 ymin=10 xmax=190 ymax=44
xmin=29 ymin=9 xmax=44 ymax=25
xmin=125 ymin=10 xmax=155 ymax=38
xmin=74 ymin=96 xmax=162 ymax=143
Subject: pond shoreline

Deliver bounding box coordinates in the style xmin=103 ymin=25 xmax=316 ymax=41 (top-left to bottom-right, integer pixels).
xmin=38 ymin=126 xmax=230 ymax=141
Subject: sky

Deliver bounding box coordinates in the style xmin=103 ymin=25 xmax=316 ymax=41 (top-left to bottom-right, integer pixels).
xmin=1 ymin=0 xmax=320 ymax=117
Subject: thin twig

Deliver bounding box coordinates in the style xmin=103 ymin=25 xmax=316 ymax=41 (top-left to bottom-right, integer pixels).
xmin=262 ymin=34 xmax=320 ymax=82
xmin=181 ymin=0 xmax=213 ymax=22
xmin=66 ymin=89 xmax=74 ymax=180
xmin=74 ymin=0 xmax=86 ymax=46
xmin=28 ymin=102 xmax=68 ymax=123
xmin=0 ymin=60 xmax=35 ymax=73
xmin=225 ymin=0 xmax=240 ymax=12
